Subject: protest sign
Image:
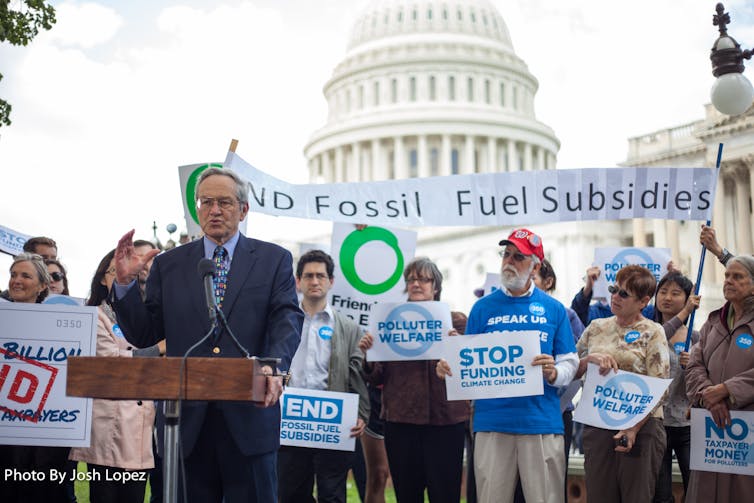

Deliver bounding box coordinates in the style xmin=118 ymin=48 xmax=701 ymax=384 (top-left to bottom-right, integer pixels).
xmin=573 ymin=363 xmax=671 ymax=430
xmin=0 ymin=223 xmax=30 ymax=256
xmin=225 ymin=151 xmax=716 ymax=226
xmin=443 ymin=331 xmax=543 ymax=401
xmin=481 ymin=272 xmax=501 ymax=297
xmin=280 ymin=387 xmax=359 ymax=451
xmin=367 ymin=301 xmax=452 ymax=361
xmin=592 ymin=247 xmax=672 ymax=299
xmin=328 ymin=223 xmax=416 ymax=328
xmin=0 ymin=303 xmax=97 ymax=447
xmin=690 ymin=408 xmax=754 ymax=475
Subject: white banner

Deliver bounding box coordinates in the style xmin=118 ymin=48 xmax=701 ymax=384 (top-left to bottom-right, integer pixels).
xmin=0 ymin=303 xmax=97 ymax=447
xmin=443 ymin=331 xmax=543 ymax=401
xmin=573 ymin=363 xmax=672 ymax=430
xmin=328 ymin=223 xmax=416 ymax=328
xmin=690 ymin=408 xmax=754 ymax=475
xmin=224 ymin=152 xmax=716 ymax=226
xmin=592 ymin=247 xmax=672 ymax=299
xmin=178 ymin=162 xmax=247 ymax=240
xmin=367 ymin=301 xmax=452 ymax=362
xmin=280 ymin=387 xmax=359 ymax=451
xmin=0 ymin=223 xmax=31 ymax=256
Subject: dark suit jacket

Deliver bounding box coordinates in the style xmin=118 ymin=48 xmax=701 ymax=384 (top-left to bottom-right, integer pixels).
xmin=112 ymin=235 xmax=303 ymax=456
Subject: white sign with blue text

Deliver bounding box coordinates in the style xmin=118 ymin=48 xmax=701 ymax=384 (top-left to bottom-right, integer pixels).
xmin=443 ymin=331 xmax=543 ymax=401
xmin=0 ymin=303 xmax=97 ymax=447
xmin=592 ymin=247 xmax=672 ymax=300
xmin=573 ymin=363 xmax=671 ymax=430
xmin=280 ymin=388 xmax=359 ymax=451
xmin=690 ymin=408 xmax=754 ymax=475
xmin=367 ymin=301 xmax=452 ymax=361
xmin=0 ymin=223 xmax=30 ymax=256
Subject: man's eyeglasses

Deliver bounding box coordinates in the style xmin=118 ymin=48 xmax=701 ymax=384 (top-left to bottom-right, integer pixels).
xmin=196 ymin=197 xmax=238 ymax=210
xmin=302 ymin=272 xmax=329 ymax=281
xmin=50 ymin=272 xmax=65 ymax=282
xmin=498 ymin=250 xmax=528 ymax=262
xmin=608 ymin=284 xmax=633 ymax=299
xmin=406 ymin=276 xmax=433 ymax=284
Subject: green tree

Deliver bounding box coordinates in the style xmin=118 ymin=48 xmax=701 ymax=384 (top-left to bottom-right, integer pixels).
xmin=0 ymin=0 xmax=56 ymax=127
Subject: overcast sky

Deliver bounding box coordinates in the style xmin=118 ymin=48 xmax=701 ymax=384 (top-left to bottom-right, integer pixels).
xmin=1 ymin=0 xmax=752 ymax=298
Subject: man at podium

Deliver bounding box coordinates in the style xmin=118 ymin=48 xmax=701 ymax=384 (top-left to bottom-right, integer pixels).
xmin=110 ymin=167 xmax=303 ymax=502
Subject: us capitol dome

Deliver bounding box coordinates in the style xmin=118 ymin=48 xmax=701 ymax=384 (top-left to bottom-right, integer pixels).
xmin=303 ymin=0 xmax=627 ymax=311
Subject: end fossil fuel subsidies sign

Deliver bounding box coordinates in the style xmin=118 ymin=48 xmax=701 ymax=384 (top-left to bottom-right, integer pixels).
xmin=328 ymin=223 xmax=416 ymax=328
xmin=279 ymin=388 xmax=359 ymax=451
xmin=443 ymin=331 xmax=543 ymax=401
xmin=367 ymin=301 xmax=452 ymax=361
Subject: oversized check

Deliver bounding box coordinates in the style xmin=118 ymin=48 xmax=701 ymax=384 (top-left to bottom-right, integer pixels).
xmin=443 ymin=331 xmax=543 ymax=400
xmin=280 ymin=388 xmax=359 ymax=451
xmin=367 ymin=301 xmax=452 ymax=361
xmin=0 ymin=303 xmax=97 ymax=447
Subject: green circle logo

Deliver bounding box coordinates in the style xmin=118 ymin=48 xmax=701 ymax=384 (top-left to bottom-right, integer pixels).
xmin=340 ymin=227 xmax=404 ymax=295
xmin=185 ymin=163 xmax=224 ymax=224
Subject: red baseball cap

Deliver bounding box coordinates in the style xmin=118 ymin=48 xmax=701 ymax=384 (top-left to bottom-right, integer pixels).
xmin=498 ymin=228 xmax=544 ymax=261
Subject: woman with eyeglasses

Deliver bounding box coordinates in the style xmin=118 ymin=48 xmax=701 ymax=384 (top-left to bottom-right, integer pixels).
xmin=359 ymin=257 xmax=470 ymax=503
xmin=68 ymin=250 xmax=155 ymax=502
xmin=651 ymin=271 xmax=700 ymax=503
xmin=574 ymin=265 xmax=670 ymax=503
xmin=685 ymin=255 xmax=754 ymax=502
xmin=0 ymin=253 xmax=72 ymax=503
xmin=45 ymin=259 xmax=70 ymax=295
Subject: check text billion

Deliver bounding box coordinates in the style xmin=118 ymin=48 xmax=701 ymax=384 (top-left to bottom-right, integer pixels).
xmin=377 ymin=320 xmax=443 ymax=344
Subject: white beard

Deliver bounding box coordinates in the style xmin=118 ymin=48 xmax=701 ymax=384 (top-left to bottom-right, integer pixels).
xmin=500 ymin=262 xmax=534 ymax=292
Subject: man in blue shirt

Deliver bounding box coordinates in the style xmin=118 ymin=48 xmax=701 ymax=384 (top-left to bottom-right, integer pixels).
xmin=438 ymin=228 xmax=578 ymax=503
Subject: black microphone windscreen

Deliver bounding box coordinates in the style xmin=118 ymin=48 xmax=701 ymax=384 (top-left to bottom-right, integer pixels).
xmin=198 ymin=258 xmax=215 ymax=277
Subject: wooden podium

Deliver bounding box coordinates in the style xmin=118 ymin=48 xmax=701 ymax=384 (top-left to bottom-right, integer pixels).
xmin=66 ymin=355 xmax=275 ymax=503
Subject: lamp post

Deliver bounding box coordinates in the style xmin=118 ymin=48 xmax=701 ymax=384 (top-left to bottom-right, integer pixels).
xmin=710 ymin=3 xmax=753 ymax=115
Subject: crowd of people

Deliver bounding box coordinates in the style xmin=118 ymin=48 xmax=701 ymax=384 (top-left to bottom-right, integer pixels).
xmin=1 ymin=168 xmax=753 ymax=503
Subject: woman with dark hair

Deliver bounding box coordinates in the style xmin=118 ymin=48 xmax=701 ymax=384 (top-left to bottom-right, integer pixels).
xmin=652 ymin=272 xmax=700 ymax=503
xmin=45 ymin=258 xmax=70 ymax=295
xmin=0 ymin=253 xmax=70 ymax=503
xmin=68 ymin=249 xmax=156 ymax=503
xmin=575 ymin=265 xmax=670 ymax=503
xmin=359 ymin=257 xmax=470 ymax=503
xmin=685 ymin=255 xmax=754 ymax=502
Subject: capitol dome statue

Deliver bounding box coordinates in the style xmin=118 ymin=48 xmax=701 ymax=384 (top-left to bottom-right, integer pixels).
xmin=304 ymin=0 xmax=559 ymax=183
xmin=303 ymin=0 xmax=627 ymax=311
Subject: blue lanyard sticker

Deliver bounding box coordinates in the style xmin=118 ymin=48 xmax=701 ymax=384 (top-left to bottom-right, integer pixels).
xmin=112 ymin=323 xmax=125 ymax=338
xmin=319 ymin=326 xmax=333 ymax=340
xmin=735 ymin=334 xmax=753 ymax=350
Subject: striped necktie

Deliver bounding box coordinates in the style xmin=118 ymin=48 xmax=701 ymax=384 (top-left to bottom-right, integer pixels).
xmin=213 ymin=246 xmax=228 ymax=308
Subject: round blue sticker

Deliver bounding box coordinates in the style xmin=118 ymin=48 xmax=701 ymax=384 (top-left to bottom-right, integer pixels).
xmin=318 ymin=326 xmax=333 ymax=340
xmin=624 ymin=331 xmax=641 ymax=344
xmin=112 ymin=323 xmax=125 ymax=338
xmin=673 ymin=342 xmax=685 ymax=355
xmin=736 ymin=334 xmax=753 ymax=350
xmin=529 ymin=302 xmax=545 ymax=316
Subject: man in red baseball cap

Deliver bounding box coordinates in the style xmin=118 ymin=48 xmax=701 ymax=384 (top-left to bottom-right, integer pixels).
xmin=436 ymin=227 xmax=578 ymax=503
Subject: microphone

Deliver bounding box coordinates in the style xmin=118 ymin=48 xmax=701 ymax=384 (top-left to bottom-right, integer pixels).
xmin=197 ymin=258 xmax=217 ymax=325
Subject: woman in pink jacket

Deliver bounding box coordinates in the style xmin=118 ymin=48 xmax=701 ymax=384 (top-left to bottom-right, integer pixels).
xmin=69 ymin=250 xmax=156 ymax=503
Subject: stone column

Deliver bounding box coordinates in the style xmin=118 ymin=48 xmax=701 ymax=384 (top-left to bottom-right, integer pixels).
xmin=418 ymin=134 xmax=429 ymax=178
xmin=351 ymin=142 xmax=361 ymax=182
xmin=322 ymin=151 xmax=333 ymax=183
xmin=523 ymin=143 xmax=533 ymax=171
xmin=334 ymin=146 xmax=344 ymax=183
xmin=371 ymin=139 xmax=381 ymax=181
xmin=536 ymin=146 xmax=545 ymax=171
xmin=710 ymin=173 xmax=728 ymax=284
xmin=735 ymin=164 xmax=752 ymax=254
xmin=667 ymin=220 xmax=681 ymax=266
xmin=633 ymin=219 xmax=647 ymax=247
xmin=395 ymin=136 xmax=407 ymax=179
xmin=441 ymin=134 xmax=451 ymax=176
xmin=507 ymin=139 xmax=517 ymax=171
xmin=464 ymin=135 xmax=475 ymax=174
xmin=486 ymin=137 xmax=496 ymax=173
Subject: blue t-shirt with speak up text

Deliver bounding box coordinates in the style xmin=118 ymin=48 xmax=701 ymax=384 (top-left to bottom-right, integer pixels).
xmin=466 ymin=288 xmax=575 ymax=435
